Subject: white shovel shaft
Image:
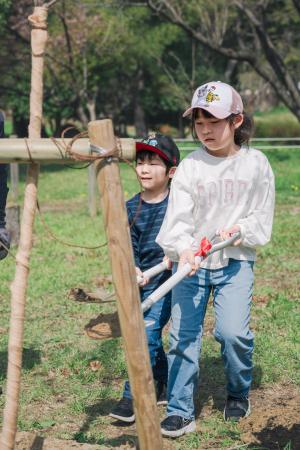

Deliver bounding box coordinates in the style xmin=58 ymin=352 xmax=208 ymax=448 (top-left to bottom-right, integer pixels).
xmin=141 ymin=232 xmax=240 ymax=313
xmin=137 ymin=260 xmax=169 ymax=285
xmin=141 ymin=256 xmax=201 ymax=312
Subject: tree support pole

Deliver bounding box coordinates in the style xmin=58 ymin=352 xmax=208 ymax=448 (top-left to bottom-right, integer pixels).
xmin=0 ymin=6 xmax=48 ymax=449
xmin=88 ymin=119 xmax=163 ymax=450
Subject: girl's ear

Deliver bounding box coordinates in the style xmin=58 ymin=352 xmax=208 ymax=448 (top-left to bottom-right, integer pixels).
xmin=168 ymin=166 xmax=177 ymax=179
xmin=233 ymin=114 xmax=244 ymax=130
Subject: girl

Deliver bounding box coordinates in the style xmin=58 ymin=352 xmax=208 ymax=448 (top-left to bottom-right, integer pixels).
xmin=156 ymin=81 xmax=275 ymax=437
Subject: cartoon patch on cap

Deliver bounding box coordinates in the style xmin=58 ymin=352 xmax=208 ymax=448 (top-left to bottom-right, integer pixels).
xmin=147 ymin=139 xmax=158 ymax=147
xmin=198 ymin=85 xmax=220 ymax=105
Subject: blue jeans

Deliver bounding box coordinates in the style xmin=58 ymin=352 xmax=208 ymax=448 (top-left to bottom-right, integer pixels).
xmin=167 ymin=259 xmax=254 ymax=419
xmin=123 ymin=285 xmax=171 ymax=400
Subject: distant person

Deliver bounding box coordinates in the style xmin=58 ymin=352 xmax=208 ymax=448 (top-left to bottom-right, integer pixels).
xmin=109 ymin=133 xmax=180 ymax=423
xmin=156 ymin=81 xmax=275 ymax=437
xmin=0 ymin=111 xmax=10 ymax=261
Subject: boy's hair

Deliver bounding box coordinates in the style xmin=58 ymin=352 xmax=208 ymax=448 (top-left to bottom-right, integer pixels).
xmin=191 ymin=108 xmax=254 ymax=146
xmin=136 ymin=150 xmax=173 ymax=174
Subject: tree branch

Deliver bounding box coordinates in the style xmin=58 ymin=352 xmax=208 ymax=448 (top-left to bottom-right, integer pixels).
xmin=234 ymin=0 xmax=300 ymax=107
xmin=44 ymin=0 xmax=60 ymax=8
xmin=147 ymin=1 xmax=256 ymax=63
xmin=292 ymin=0 xmax=300 ymax=15
xmin=147 ymin=0 xmax=300 ymax=119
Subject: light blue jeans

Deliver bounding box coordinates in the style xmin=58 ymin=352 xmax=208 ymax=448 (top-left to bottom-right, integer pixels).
xmin=123 ymin=285 xmax=171 ymax=400
xmin=167 ymin=258 xmax=254 ymax=419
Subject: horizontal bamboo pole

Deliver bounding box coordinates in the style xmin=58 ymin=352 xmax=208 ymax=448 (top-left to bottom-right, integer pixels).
xmin=0 ymin=138 xmax=136 ymax=163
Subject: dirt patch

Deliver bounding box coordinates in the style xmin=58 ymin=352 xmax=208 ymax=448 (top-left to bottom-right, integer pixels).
xmin=85 ymin=311 xmax=121 ymax=340
xmin=13 ymin=432 xmax=101 ymax=449
xmin=7 ymin=383 xmax=300 ymax=449
xmin=12 ymin=427 xmax=176 ymax=449
xmin=240 ymin=383 xmax=300 ymax=449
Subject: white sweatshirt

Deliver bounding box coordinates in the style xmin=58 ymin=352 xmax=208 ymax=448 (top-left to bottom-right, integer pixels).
xmin=156 ymin=146 xmax=275 ymax=269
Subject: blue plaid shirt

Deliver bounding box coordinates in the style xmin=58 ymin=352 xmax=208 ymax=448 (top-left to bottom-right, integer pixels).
xmin=127 ymin=192 xmax=171 ymax=291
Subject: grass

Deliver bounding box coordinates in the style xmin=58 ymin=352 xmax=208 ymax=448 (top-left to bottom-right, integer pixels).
xmin=0 ymin=147 xmax=299 ymax=449
xmin=253 ymin=108 xmax=300 ymax=138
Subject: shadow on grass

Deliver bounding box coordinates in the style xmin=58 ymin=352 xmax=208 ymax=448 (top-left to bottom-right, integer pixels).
xmin=0 ymin=347 xmax=41 ymax=379
xmin=247 ymin=424 xmax=300 ymax=449
xmin=73 ymin=398 xmax=138 ymax=447
xmin=30 ymin=435 xmax=44 ymax=450
xmin=195 ymin=356 xmax=263 ymax=417
xmin=71 ymin=355 xmax=263 ymax=447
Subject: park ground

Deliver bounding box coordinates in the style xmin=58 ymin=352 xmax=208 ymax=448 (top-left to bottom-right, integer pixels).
xmin=0 ymin=145 xmax=299 ymax=449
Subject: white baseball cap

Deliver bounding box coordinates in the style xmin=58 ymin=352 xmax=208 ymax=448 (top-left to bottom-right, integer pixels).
xmin=183 ymin=81 xmax=243 ymax=119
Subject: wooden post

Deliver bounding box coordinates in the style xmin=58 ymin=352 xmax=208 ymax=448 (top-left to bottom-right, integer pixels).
xmin=0 ymin=5 xmax=49 ymax=450
xmin=0 ymin=137 xmax=136 ymax=163
xmin=9 ymin=163 xmax=19 ymax=203
xmin=7 ymin=157 xmax=20 ymax=245
xmin=88 ymin=162 xmax=98 ymax=217
xmin=88 ymin=119 xmax=163 ymax=450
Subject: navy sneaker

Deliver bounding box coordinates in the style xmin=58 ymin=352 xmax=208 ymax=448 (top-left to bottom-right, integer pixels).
xmin=161 ymin=415 xmax=196 ymax=437
xmin=224 ymin=396 xmax=251 ymax=421
xmin=156 ymin=381 xmax=167 ymax=405
xmin=109 ymin=397 xmax=135 ymax=423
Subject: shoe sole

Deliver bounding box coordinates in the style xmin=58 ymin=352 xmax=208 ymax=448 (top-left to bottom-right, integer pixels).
xmin=157 ymin=400 xmax=167 ymax=406
xmin=223 ymin=399 xmax=251 ymax=422
xmin=109 ymin=412 xmax=135 ymax=423
xmin=161 ymin=420 xmax=196 ymax=438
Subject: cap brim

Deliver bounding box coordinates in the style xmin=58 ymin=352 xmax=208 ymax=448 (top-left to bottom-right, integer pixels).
xmin=136 ymin=142 xmax=170 ymax=163
xmin=182 ymin=105 xmax=231 ymax=119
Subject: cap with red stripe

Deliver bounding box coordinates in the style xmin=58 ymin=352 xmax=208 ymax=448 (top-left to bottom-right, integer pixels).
xmin=136 ymin=133 xmax=180 ymax=166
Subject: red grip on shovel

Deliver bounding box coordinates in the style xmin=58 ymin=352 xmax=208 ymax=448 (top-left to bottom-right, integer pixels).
xmin=194 ymin=237 xmax=212 ymax=257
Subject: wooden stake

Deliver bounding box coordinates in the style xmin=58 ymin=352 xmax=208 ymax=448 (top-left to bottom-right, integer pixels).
xmin=88 ymin=119 xmax=163 ymax=450
xmin=88 ymin=163 xmax=98 ymax=217
xmin=0 ymin=138 xmax=136 ymax=163
xmin=0 ymin=6 xmax=48 ymax=450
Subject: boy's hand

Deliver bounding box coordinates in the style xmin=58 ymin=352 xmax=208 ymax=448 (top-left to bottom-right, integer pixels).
xmin=179 ymin=249 xmax=199 ymax=276
xmin=136 ymin=267 xmax=149 ymax=287
xmin=218 ymin=225 xmax=242 ymax=246
xmin=0 ymin=228 xmax=11 ymax=260
xmin=163 ymin=255 xmax=173 ymax=270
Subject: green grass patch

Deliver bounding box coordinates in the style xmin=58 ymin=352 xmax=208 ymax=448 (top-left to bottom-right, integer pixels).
xmin=0 ymin=148 xmax=299 ymax=449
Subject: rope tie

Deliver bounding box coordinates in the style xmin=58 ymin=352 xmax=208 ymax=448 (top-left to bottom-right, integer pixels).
xmin=28 ymin=6 xmax=48 ymax=58
xmin=28 ymin=6 xmax=48 ymax=30
xmin=5 ymin=131 xmax=143 ymax=251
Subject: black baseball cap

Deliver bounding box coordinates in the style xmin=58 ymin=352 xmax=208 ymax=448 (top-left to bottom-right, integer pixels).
xmin=136 ymin=133 xmax=180 ymax=166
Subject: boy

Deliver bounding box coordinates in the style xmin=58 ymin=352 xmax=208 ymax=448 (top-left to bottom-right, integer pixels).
xmin=109 ymin=133 xmax=180 ymax=423
xmin=0 ymin=111 xmax=10 ymax=261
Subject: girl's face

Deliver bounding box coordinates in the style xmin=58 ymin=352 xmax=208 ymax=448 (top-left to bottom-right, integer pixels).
xmin=194 ymin=109 xmax=243 ymax=157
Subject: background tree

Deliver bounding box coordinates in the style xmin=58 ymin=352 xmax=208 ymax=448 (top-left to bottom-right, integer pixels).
xmin=146 ymin=0 xmax=300 ymax=121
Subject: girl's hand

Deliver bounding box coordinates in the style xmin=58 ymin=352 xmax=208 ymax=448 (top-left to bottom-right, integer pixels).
xmin=136 ymin=267 xmax=149 ymax=286
xmin=178 ymin=249 xmax=199 ymax=276
xmin=163 ymin=255 xmax=173 ymax=270
xmin=218 ymin=225 xmax=242 ymax=246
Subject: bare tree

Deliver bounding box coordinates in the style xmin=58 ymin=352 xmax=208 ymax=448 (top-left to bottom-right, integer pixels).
xmin=147 ymin=0 xmax=300 ymax=120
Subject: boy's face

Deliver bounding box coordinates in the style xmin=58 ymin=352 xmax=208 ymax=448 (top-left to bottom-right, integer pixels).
xmin=136 ymin=153 xmax=172 ymax=193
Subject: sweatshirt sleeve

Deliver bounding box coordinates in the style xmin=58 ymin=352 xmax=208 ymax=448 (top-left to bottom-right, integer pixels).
xmin=156 ymin=160 xmax=197 ymax=260
xmin=237 ymin=156 xmax=275 ymax=248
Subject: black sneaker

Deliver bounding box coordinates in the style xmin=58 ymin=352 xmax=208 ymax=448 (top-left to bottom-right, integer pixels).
xmin=161 ymin=415 xmax=196 ymax=437
xmin=224 ymin=396 xmax=250 ymax=421
xmin=156 ymin=381 xmax=167 ymax=405
xmin=109 ymin=397 xmax=135 ymax=423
